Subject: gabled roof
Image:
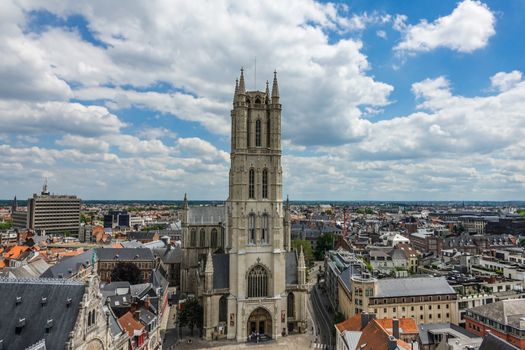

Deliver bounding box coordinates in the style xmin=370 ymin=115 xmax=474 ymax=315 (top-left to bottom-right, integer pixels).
xmin=468 ymin=299 xmax=525 ymax=329
xmin=128 ymin=231 xmax=159 ymax=241
xmin=0 ymin=278 xmax=85 ymax=350
xmin=336 ymin=314 xmax=361 ymax=332
xmin=479 ymin=333 xmax=519 ymax=350
xmin=118 ymin=311 xmax=145 ymax=338
xmin=40 ymin=249 xmax=94 ymax=279
xmin=375 ymin=318 xmax=418 ymax=334
xmin=152 ymin=246 xmax=182 ymax=264
xmin=356 ymin=320 xmax=411 ymax=350
xmin=0 ymin=258 xmax=50 ymax=279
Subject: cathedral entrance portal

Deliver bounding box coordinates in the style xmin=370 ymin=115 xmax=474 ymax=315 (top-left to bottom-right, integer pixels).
xmin=247 ymin=308 xmax=272 ymax=340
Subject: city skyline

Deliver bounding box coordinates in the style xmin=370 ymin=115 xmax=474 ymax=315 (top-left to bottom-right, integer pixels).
xmin=1 ymin=0 xmax=524 ymax=201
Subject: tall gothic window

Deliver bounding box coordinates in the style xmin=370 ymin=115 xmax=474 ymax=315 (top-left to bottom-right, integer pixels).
xmin=267 ymin=117 xmax=271 ymax=148
xmin=262 ymin=169 xmax=268 ymax=199
xmin=261 ymin=214 xmax=269 ymax=244
xmin=211 ymin=228 xmax=218 ymax=248
xmin=199 ymin=228 xmax=206 ymax=247
xmin=247 ymin=265 xmax=268 ymax=298
xmin=219 ymin=295 xmax=228 ymax=323
xmin=190 ymin=229 xmax=197 ymax=247
xmin=248 ymin=214 xmax=256 ymax=244
xmin=249 ymin=169 xmax=255 ymax=199
xmin=287 ymin=293 xmax=295 ymax=317
xmin=255 ymin=119 xmax=261 ymax=147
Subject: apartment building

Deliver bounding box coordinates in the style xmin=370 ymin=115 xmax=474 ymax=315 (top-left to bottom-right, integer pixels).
xmin=339 ymin=274 xmax=459 ymax=325
xmin=465 ymin=299 xmax=525 ymax=349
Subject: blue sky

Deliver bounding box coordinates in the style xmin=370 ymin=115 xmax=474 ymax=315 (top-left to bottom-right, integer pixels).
xmin=0 ymin=0 xmax=524 ymax=200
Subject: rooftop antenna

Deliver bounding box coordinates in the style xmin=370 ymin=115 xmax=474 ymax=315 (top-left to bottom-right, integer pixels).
xmin=42 ymin=177 xmax=49 ymax=195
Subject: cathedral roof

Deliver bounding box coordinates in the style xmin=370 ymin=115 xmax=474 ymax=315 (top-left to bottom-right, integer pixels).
xmin=188 ymin=206 xmax=226 ymax=225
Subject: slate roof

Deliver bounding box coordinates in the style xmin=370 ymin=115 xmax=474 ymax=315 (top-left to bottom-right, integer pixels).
xmin=188 ymin=206 xmax=226 ymax=224
xmin=152 ymin=268 xmax=169 ymax=292
xmin=96 ymin=247 xmax=155 ymax=261
xmin=128 ymin=231 xmax=158 ymax=241
xmin=120 ymin=240 xmax=143 ymax=248
xmin=374 ymin=276 xmax=455 ymax=298
xmin=468 ymin=299 xmax=525 ymax=329
xmin=479 ymin=333 xmax=519 ymax=350
xmin=212 ymin=254 xmax=229 ymax=289
xmin=0 ymin=259 xmax=50 ymax=279
xmin=0 ymin=278 xmax=85 ymax=350
xmin=152 ymin=246 xmax=182 ymax=264
xmin=285 ymin=251 xmax=298 ymax=285
xmin=138 ymin=308 xmax=156 ymax=325
xmin=40 ymin=249 xmax=94 ymax=279
xmin=418 ymin=323 xmax=477 ymax=346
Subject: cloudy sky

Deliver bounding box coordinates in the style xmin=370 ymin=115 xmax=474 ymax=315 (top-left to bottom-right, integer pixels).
xmin=1 ymin=0 xmax=524 ymax=201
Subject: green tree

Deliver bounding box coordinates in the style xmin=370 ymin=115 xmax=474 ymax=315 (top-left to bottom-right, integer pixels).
xmin=0 ymin=221 xmax=12 ymax=230
xmin=314 ymin=233 xmax=335 ymax=261
xmin=177 ymin=297 xmax=203 ymax=337
xmin=110 ymin=262 xmax=144 ymax=284
xmin=292 ymin=239 xmax=314 ymax=266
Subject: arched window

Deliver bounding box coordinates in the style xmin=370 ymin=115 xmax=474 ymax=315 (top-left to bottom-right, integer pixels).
xmin=211 ymin=228 xmax=218 ymax=248
xmin=287 ymin=293 xmax=295 ymax=317
xmin=247 ymin=265 xmax=268 ymax=298
xmin=199 ymin=228 xmax=206 ymax=247
xmin=190 ymin=229 xmax=197 ymax=247
xmin=262 ymin=214 xmax=269 ymax=244
xmin=249 ymin=169 xmax=255 ymax=199
xmin=219 ymin=295 xmax=228 ymax=323
xmin=91 ymin=310 xmax=96 ymax=325
xmin=87 ymin=310 xmax=92 ymax=326
xmin=248 ymin=214 xmax=256 ymax=244
xmin=267 ymin=117 xmax=271 ymax=148
xmin=255 ymin=119 xmax=261 ymax=147
xmin=262 ymin=169 xmax=268 ymax=199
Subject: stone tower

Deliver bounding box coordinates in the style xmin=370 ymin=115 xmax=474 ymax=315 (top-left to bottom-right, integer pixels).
xmin=226 ymin=68 xmax=292 ymax=341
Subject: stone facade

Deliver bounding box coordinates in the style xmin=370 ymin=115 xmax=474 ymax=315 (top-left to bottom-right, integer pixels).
xmin=182 ymin=69 xmax=308 ymax=343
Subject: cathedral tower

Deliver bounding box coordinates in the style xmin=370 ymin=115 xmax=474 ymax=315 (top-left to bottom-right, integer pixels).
xmin=226 ymin=68 xmax=295 ymax=341
xmin=199 ymin=69 xmax=306 ymax=342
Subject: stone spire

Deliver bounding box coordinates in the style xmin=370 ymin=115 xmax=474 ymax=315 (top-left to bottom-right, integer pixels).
xmin=183 ymin=193 xmax=188 ymax=210
xmin=271 ymin=70 xmax=279 ymax=104
xmin=265 ymin=80 xmax=270 ymax=103
xmin=233 ymin=78 xmax=239 ymax=103
xmin=204 ymin=249 xmax=214 ymax=291
xmin=12 ymin=195 xmax=17 ymax=212
xmin=298 ymin=244 xmax=306 ymax=285
xmin=238 ymin=68 xmax=246 ymax=94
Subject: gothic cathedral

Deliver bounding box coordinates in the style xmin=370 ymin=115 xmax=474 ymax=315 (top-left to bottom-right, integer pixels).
xmin=181 ymin=69 xmax=307 ymax=342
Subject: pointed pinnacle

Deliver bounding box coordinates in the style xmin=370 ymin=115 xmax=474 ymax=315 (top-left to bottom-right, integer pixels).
xmin=239 ymin=67 xmax=246 ymax=93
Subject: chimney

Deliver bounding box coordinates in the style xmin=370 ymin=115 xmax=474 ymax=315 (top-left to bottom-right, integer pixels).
xmin=360 ymin=312 xmax=370 ymax=330
xmin=392 ymin=318 xmax=400 ymax=339
xmin=388 ymin=335 xmax=397 ymax=350
xmin=520 ymin=317 xmax=525 ymax=329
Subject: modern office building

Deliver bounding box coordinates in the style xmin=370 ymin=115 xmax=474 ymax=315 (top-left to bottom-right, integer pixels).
xmin=103 ymin=210 xmax=130 ymax=228
xmin=12 ymin=182 xmax=81 ymax=236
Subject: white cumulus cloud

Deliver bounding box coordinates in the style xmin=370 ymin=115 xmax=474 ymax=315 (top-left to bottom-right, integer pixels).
xmin=395 ymin=0 xmax=495 ymax=53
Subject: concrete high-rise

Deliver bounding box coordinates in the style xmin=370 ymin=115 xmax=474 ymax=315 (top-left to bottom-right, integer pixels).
xmin=13 ymin=181 xmax=81 ymax=236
